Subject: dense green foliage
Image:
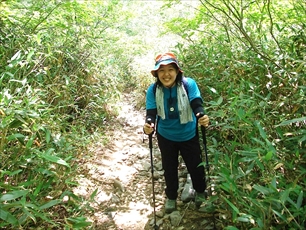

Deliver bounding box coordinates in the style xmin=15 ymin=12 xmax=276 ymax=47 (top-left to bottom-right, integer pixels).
xmin=165 ymin=0 xmax=305 ymax=229
xmin=0 ymin=0 xmax=144 ymax=228
xmin=1 ymin=0 xmax=305 ymax=229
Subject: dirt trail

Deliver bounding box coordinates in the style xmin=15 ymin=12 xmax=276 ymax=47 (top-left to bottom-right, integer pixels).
xmin=74 ymin=93 xmax=217 ymax=230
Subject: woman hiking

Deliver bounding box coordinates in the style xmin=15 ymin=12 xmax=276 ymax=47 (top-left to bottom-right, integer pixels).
xmin=143 ymin=52 xmax=209 ymax=213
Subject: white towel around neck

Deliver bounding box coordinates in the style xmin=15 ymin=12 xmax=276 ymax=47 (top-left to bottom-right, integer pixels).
xmin=156 ymin=83 xmax=193 ymax=124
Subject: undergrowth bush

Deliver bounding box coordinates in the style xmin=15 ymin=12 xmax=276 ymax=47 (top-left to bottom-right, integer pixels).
xmin=0 ymin=0 xmax=144 ymax=228
xmin=165 ymin=0 xmax=306 ymax=229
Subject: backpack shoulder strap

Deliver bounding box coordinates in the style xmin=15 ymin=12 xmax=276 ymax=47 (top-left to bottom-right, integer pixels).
xmin=153 ymin=77 xmax=189 ymax=96
xmin=181 ymin=77 xmax=189 ymax=96
xmin=153 ymin=82 xmax=157 ymax=96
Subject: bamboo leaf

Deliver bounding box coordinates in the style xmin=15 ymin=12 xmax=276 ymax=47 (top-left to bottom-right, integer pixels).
xmin=255 ymin=121 xmax=267 ymax=139
xmin=296 ymin=190 xmax=303 ymax=209
xmin=0 ymin=209 xmax=18 ymax=225
xmin=22 ymin=207 xmax=37 ymax=224
xmin=46 ymin=129 xmax=51 ymax=143
xmin=277 ymin=117 xmax=306 ymax=127
xmin=11 ymin=50 xmax=22 ymax=61
xmin=67 ymin=217 xmax=92 ymax=228
xmin=253 ymin=184 xmax=272 ymax=195
xmin=237 ymin=217 xmax=249 ymax=222
xmin=216 ymin=96 xmax=223 ymax=105
xmin=221 ymin=196 xmax=240 ymax=214
xmin=26 ymin=137 xmax=34 ymax=148
xmin=280 ymin=189 xmax=290 ymax=203
xmin=39 ymin=199 xmax=61 ymax=210
xmin=0 ymin=190 xmax=29 ymax=202
xmin=1 ymin=169 xmax=22 ymax=176
xmin=7 ymin=133 xmax=25 ymax=141
xmin=90 ymin=188 xmax=98 ymax=200
xmin=224 ymin=226 xmax=239 ymax=230
xmin=272 ymin=209 xmax=286 ymax=221
xmin=39 ymin=149 xmax=70 ymax=168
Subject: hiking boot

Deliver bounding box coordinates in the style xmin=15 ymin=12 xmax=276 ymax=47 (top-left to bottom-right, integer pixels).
xmin=165 ymin=199 xmax=176 ymax=213
xmin=195 ymin=192 xmax=206 ymax=208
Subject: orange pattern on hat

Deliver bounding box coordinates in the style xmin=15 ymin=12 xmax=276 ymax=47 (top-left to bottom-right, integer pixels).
xmin=155 ymin=52 xmax=177 ymax=62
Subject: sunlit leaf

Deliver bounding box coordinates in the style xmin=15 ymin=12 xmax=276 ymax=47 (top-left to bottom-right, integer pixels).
xmin=274 ymin=163 xmax=283 ymax=170
xmin=208 ymin=87 xmax=218 ymax=94
xmin=0 ymin=190 xmax=29 ymax=202
xmin=26 ymin=50 xmax=35 ymax=61
xmin=265 ymin=151 xmax=273 ymax=161
xmin=39 ymin=199 xmax=61 ymax=210
xmin=277 ymin=117 xmax=306 ymax=126
xmin=11 ymin=50 xmax=22 ymax=61
xmin=237 ymin=216 xmax=250 ymax=223
xmin=38 ymin=148 xmax=70 ymax=168
xmin=216 ymin=96 xmax=223 ymax=105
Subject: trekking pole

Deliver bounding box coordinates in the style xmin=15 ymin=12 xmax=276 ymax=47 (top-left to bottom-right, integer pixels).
xmin=199 ymin=112 xmax=211 ymax=196
xmin=146 ymin=118 xmax=159 ymax=230
xmin=199 ymin=113 xmax=217 ymax=230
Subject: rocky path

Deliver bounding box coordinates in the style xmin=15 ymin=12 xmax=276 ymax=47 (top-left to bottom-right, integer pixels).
xmin=74 ymin=93 xmax=218 ymax=230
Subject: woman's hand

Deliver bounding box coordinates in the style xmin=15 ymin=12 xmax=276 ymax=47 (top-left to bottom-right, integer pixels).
xmin=143 ymin=123 xmax=155 ymax=135
xmin=196 ymin=113 xmax=209 ymax=127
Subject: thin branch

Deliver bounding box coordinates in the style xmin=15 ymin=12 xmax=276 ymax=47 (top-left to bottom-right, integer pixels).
xmin=198 ymin=0 xmax=232 ymax=44
xmin=31 ymin=2 xmax=62 ymax=34
xmin=199 ymin=0 xmax=288 ymax=76
xmin=267 ymin=0 xmax=283 ymax=52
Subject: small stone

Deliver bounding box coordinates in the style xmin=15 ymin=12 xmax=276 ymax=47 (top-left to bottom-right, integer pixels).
xmin=169 ymin=211 xmax=182 ymax=226
xmin=155 ymin=162 xmax=163 ymax=171
xmin=156 ymin=218 xmax=163 ymax=226
xmin=156 ymin=210 xmax=164 ymax=217
xmin=111 ymin=194 xmax=120 ymax=203
xmin=153 ymin=171 xmax=161 ymax=179
xmin=142 ymin=161 xmax=151 ymax=171
xmin=113 ymin=179 xmax=125 ymax=192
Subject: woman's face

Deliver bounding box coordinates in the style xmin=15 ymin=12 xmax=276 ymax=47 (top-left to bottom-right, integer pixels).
xmin=157 ymin=64 xmax=179 ymax=88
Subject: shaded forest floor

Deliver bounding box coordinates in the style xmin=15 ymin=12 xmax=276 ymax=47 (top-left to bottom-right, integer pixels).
xmin=73 ymin=92 xmax=220 ymax=230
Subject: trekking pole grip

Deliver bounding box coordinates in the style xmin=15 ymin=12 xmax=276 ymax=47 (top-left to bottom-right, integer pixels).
xmin=146 ymin=118 xmax=153 ymax=149
xmin=199 ymin=112 xmax=207 ymax=145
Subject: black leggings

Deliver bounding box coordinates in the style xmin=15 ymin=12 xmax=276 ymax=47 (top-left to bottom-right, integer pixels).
xmin=157 ymin=132 xmax=206 ymax=200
